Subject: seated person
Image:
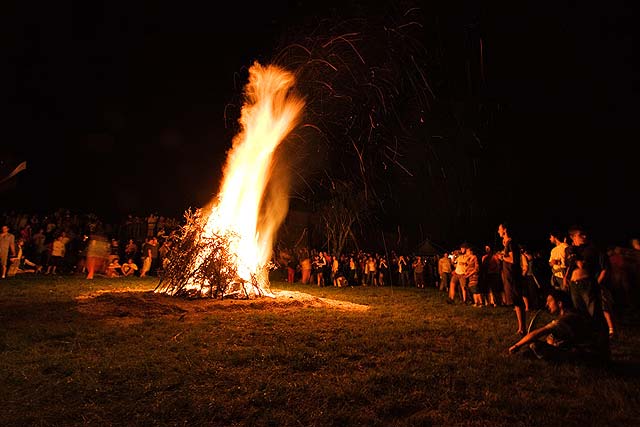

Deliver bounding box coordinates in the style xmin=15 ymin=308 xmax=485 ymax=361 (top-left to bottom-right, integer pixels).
xmin=8 ymin=238 xmax=42 ymax=276
xmin=120 ymin=258 xmax=138 ymax=277
xmin=106 ymin=258 xmax=123 ymax=277
xmin=334 ymin=273 xmax=348 ymax=288
xmin=508 ymin=289 xmax=610 ymax=363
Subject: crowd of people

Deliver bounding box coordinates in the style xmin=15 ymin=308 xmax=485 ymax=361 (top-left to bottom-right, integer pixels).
xmin=2 ymin=209 xmax=639 ymax=364
xmin=276 ymin=247 xmax=441 ymax=290
xmin=275 ymin=222 xmax=640 ymax=364
xmin=0 ymin=209 xmax=180 ymax=279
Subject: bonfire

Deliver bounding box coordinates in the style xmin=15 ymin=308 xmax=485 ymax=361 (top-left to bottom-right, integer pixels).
xmin=155 ymin=62 xmax=305 ymax=299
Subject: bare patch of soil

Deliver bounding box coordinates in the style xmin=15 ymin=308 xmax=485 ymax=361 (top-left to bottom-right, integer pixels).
xmin=76 ymin=289 xmax=369 ymax=325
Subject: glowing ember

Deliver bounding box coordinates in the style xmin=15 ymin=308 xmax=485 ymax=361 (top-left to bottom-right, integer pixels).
xmin=157 ymin=62 xmax=304 ymax=298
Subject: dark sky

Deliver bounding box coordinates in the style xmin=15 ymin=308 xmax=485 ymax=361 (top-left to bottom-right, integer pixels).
xmin=2 ymin=0 xmax=638 ymax=248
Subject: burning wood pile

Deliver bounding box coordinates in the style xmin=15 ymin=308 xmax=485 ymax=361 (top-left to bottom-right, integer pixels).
xmin=154 ymin=209 xmax=271 ymax=299
xmin=154 ymin=62 xmax=304 ymax=299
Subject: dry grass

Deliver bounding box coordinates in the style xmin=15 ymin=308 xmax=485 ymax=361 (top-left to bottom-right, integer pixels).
xmin=1 ymin=274 xmax=639 ymax=426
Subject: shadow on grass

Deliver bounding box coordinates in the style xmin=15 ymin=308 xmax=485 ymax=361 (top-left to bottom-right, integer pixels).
xmin=0 ymin=300 xmax=78 ymax=323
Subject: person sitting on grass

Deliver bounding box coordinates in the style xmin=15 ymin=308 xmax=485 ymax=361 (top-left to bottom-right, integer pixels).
xmin=120 ymin=258 xmax=138 ymax=277
xmin=8 ymin=238 xmax=42 ymax=276
xmin=508 ymin=289 xmax=610 ymax=363
xmin=106 ymin=258 xmax=123 ymax=277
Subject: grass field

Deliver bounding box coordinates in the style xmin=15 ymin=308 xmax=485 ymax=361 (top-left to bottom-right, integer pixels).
xmin=1 ymin=273 xmax=639 ymax=426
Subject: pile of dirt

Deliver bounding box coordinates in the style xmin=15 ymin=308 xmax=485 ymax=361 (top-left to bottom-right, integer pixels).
xmin=75 ymin=289 xmax=369 ymax=325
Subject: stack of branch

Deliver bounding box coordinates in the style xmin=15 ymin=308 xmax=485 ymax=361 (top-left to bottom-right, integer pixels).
xmin=154 ymin=209 xmax=271 ymax=299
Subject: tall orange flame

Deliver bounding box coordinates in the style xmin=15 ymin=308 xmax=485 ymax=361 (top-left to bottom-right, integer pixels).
xmin=191 ymin=62 xmax=304 ymax=296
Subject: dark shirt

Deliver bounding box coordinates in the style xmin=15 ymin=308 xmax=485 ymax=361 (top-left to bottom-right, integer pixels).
xmin=546 ymin=310 xmax=607 ymax=357
xmin=502 ymin=238 xmax=522 ymax=278
xmin=565 ymin=243 xmax=609 ymax=284
xmin=149 ymin=243 xmax=159 ymax=259
xmin=141 ymin=242 xmax=151 ymax=258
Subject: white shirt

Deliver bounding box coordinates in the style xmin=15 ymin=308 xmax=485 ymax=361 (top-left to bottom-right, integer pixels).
xmin=454 ymin=252 xmax=469 ymax=275
xmin=549 ymin=242 xmax=569 ymax=278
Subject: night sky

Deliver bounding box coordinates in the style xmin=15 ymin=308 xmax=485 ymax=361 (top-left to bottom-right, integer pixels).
xmin=3 ymin=0 xmax=638 ymax=249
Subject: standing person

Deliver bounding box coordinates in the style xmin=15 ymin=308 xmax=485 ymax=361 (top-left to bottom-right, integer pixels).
xmin=564 ymin=225 xmax=615 ymax=338
xmin=389 ymin=252 xmax=399 ymax=286
xmin=0 ymin=225 xmax=17 ymax=279
xmin=31 ymin=228 xmax=47 ymax=266
xmin=466 ymin=246 xmax=482 ymax=307
xmin=366 ymin=255 xmax=378 ymax=286
xmin=148 ymin=237 xmax=159 ymax=276
xmin=45 ymin=234 xmax=66 ymax=275
xmin=521 ymin=246 xmax=541 ymax=311
xmin=549 ymin=231 xmax=569 ymax=291
xmin=347 ymin=256 xmax=358 ymax=286
xmin=280 ymin=248 xmax=294 ymax=283
xmin=157 ymin=239 xmax=172 ymax=274
xmin=438 ymin=251 xmax=453 ymax=292
xmin=481 ymin=245 xmax=503 ymax=306
xmin=322 ymin=252 xmax=332 ymax=287
xmin=498 ymin=223 xmax=527 ymax=335
xmin=412 ymin=256 xmax=425 ymax=288
xmin=378 ymin=256 xmax=389 ymax=287
xmin=426 ymin=256 xmax=438 ymax=288
xmin=315 ymin=251 xmax=326 ymax=287
xmin=299 ymin=250 xmax=312 ymax=284
xmin=146 ymin=212 xmax=158 ymax=238
xmin=608 ymin=246 xmax=632 ymax=310
xmin=398 ymin=255 xmax=409 ymax=287
xmin=139 ymin=238 xmax=151 ymax=278
xmin=296 ymin=249 xmax=309 ymax=284
xmin=58 ymin=231 xmax=71 ymax=270
xmin=448 ymin=243 xmax=471 ymax=304
xmin=76 ymin=234 xmax=89 ymax=274
xmin=332 ymin=255 xmax=341 ymax=286
xmin=85 ymin=232 xmax=110 ymax=279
